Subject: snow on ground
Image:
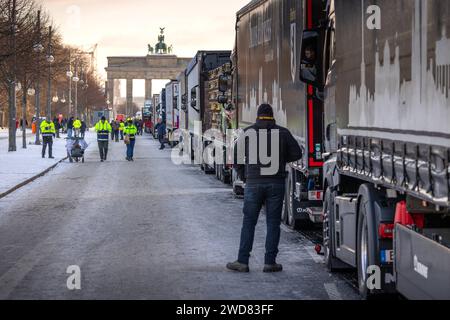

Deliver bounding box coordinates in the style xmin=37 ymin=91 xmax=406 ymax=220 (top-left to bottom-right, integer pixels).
xmin=0 ymin=129 xmax=96 ymax=195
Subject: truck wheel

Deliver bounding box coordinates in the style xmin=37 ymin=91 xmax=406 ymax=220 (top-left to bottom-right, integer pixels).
xmin=218 ymin=164 xmax=223 ymax=182
xmin=356 ymin=198 xmax=377 ymax=299
xmin=215 ymin=164 xmax=220 ymax=180
xmin=223 ymin=171 xmax=231 ymax=184
xmin=323 ymin=188 xmax=341 ymax=271
xmin=285 ymin=170 xmax=302 ymax=230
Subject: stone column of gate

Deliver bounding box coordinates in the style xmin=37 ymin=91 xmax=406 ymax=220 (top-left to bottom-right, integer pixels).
xmin=145 ymin=79 xmax=153 ymax=101
xmin=107 ymin=78 xmax=115 ymax=118
xmin=126 ymin=78 xmax=133 ymax=116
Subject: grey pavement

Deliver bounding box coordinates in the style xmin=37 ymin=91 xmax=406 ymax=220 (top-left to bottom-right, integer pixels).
xmin=0 ymin=135 xmax=359 ymax=300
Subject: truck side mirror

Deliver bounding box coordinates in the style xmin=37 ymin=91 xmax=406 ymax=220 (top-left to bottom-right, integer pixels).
xmin=300 ymin=29 xmax=323 ymax=88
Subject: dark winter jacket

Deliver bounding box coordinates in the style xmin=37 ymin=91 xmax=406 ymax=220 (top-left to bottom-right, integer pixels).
xmin=67 ymin=118 xmax=74 ymax=129
xmin=235 ymin=119 xmax=302 ymax=184
xmin=155 ymin=123 xmax=166 ymax=137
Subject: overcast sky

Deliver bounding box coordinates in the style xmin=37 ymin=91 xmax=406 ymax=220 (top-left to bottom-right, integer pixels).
xmin=38 ymin=0 xmax=249 ymax=97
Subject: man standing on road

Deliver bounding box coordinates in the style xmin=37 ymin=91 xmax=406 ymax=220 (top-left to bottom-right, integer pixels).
xmin=67 ymin=116 xmax=74 ymax=139
xmin=111 ymin=119 xmax=120 ymax=142
xmin=53 ymin=117 xmax=60 ymax=138
xmin=227 ymin=104 xmax=302 ymax=273
xmin=95 ymin=116 xmax=112 ymax=162
xmin=155 ymin=118 xmax=166 ymax=150
xmin=119 ymin=120 xmax=125 ymax=141
xmin=80 ymin=120 xmax=87 ymax=139
xmin=40 ymin=117 xmax=56 ymax=159
xmin=124 ymin=118 xmax=138 ymax=161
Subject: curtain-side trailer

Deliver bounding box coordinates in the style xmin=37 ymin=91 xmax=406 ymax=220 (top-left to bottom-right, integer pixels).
xmin=233 ymin=0 xmax=327 ymax=228
xmin=301 ymin=0 xmax=450 ymax=299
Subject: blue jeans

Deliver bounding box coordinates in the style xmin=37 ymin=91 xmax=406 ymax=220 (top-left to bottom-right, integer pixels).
xmin=127 ymin=139 xmax=136 ymax=159
xmin=238 ymin=182 xmax=286 ymax=265
xmin=67 ymin=128 xmax=73 ymax=139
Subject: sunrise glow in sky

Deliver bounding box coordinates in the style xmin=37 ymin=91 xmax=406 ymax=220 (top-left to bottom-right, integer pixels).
xmin=39 ymin=0 xmax=249 ymax=97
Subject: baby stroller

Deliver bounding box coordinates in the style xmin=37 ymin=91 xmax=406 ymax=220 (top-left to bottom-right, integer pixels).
xmin=66 ymin=137 xmax=88 ymax=163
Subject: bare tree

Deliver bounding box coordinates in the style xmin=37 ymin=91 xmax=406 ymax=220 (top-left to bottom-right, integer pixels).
xmin=0 ymin=0 xmax=106 ymax=150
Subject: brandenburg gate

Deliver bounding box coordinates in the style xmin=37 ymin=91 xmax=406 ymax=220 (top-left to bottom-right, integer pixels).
xmin=105 ymin=28 xmax=191 ymax=115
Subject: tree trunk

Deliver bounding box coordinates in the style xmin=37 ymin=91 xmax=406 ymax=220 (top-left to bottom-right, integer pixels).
xmin=22 ymin=88 xmax=27 ymax=149
xmin=35 ymin=84 xmax=41 ymax=145
xmin=8 ymin=81 xmax=17 ymax=152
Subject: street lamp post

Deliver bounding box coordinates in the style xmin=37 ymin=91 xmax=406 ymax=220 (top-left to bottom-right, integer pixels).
xmin=8 ymin=0 xmax=18 ymax=152
xmin=21 ymin=87 xmax=35 ymax=149
xmin=67 ymin=50 xmax=73 ymax=116
xmin=46 ymin=26 xmax=54 ymax=119
xmin=73 ymin=62 xmax=79 ymax=118
xmin=34 ymin=10 xmax=43 ymax=146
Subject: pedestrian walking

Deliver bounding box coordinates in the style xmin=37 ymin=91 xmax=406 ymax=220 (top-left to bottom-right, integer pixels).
xmin=155 ymin=118 xmax=166 ymax=150
xmin=80 ymin=120 xmax=87 ymax=139
xmin=67 ymin=117 xmax=74 ymax=138
xmin=119 ymin=120 xmax=125 ymax=140
xmin=40 ymin=116 xmax=56 ymax=159
xmin=20 ymin=118 xmax=29 ymax=129
xmin=226 ymin=104 xmax=302 ymax=273
xmin=73 ymin=118 xmax=82 ymax=137
xmin=111 ymin=120 xmax=120 ymax=142
xmin=124 ymin=118 xmax=138 ymax=161
xmin=53 ymin=117 xmax=60 ymax=138
xmin=95 ymin=116 xmax=112 ymax=162
xmin=110 ymin=120 xmax=115 ymax=141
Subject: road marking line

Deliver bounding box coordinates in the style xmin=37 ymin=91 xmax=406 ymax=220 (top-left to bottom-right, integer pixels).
xmin=0 ymin=238 xmax=52 ymax=299
xmin=324 ymin=282 xmax=343 ymax=300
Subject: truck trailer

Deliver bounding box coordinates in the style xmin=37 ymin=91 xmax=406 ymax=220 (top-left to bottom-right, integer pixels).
xmin=300 ymin=0 xmax=450 ymax=299
xmin=207 ymin=62 xmax=236 ymax=184
xmin=165 ymin=80 xmax=180 ymax=146
xmin=186 ymin=51 xmax=232 ymax=168
xmin=151 ymin=93 xmax=161 ymax=138
xmin=233 ymin=0 xmax=326 ymax=228
xmin=177 ymin=71 xmax=188 ymax=132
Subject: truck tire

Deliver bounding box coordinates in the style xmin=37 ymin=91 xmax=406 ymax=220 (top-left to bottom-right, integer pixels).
xmin=218 ymin=164 xmax=223 ymax=182
xmin=215 ymin=164 xmax=220 ymax=180
xmin=284 ymin=169 xmax=304 ymax=230
xmin=323 ymin=188 xmax=341 ymax=271
xmin=232 ymin=169 xmax=244 ymax=196
xmin=356 ymin=196 xmax=378 ymax=299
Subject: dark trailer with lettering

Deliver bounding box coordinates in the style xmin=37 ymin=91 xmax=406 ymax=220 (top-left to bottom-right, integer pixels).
xmin=233 ymin=0 xmax=327 ymax=228
xmin=300 ymin=0 xmax=450 ymax=299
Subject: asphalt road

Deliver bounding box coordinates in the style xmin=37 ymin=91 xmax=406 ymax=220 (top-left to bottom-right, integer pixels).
xmin=0 ymin=134 xmax=360 ymax=300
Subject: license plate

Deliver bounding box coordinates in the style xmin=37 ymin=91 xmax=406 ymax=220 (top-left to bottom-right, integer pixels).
xmin=381 ymin=250 xmax=394 ymax=264
xmin=308 ymin=191 xmax=323 ymax=201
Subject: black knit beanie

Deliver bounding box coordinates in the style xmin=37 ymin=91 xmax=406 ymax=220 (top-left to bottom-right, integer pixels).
xmin=257 ymin=104 xmax=274 ymax=120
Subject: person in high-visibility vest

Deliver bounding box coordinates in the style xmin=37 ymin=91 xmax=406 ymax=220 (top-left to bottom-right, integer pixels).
xmin=124 ymin=118 xmax=138 ymax=161
xmin=40 ymin=117 xmax=56 ymax=159
xmin=119 ymin=120 xmax=125 ymax=140
xmin=73 ymin=118 xmax=82 ymax=137
xmin=95 ymin=116 xmax=112 ymax=162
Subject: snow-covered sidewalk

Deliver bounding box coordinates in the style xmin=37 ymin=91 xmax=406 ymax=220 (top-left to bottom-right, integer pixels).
xmin=0 ymin=128 xmax=34 ymax=141
xmin=0 ymin=130 xmax=96 ymax=197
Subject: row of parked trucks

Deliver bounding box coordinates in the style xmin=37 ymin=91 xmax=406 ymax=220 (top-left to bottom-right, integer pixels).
xmin=152 ymin=0 xmax=450 ymax=299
